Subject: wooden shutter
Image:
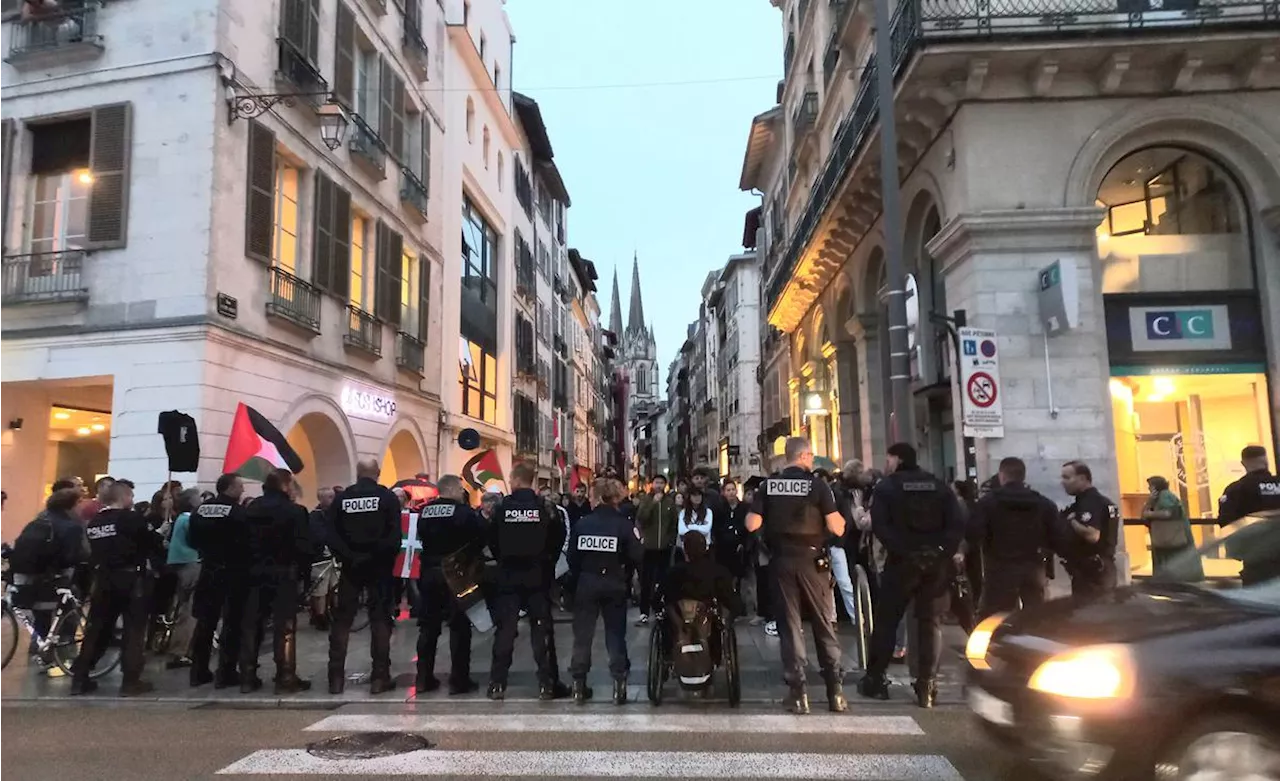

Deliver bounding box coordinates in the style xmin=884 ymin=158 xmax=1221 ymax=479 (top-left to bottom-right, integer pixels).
xmin=244 ymin=120 xmax=276 ymax=263
xmin=313 ymin=172 xmax=352 ymax=297
xmin=334 ymin=3 xmax=356 ymax=108
xmin=378 ymin=59 xmax=394 ymax=144
xmin=420 ymin=113 xmax=431 ymax=185
xmin=312 ymin=172 xmax=333 ymax=289
xmin=374 ymin=221 xmax=403 ymax=325
xmin=305 ymin=0 xmax=321 ymax=63
xmin=85 ymin=103 xmax=132 ymax=249
xmin=390 ymin=73 xmax=406 ymax=161
xmin=280 ymin=0 xmax=304 ymax=51
xmin=417 ymin=256 xmax=431 ymax=341
xmin=332 ymin=185 xmax=351 ymax=300
xmin=1 ymin=119 xmax=12 ymax=253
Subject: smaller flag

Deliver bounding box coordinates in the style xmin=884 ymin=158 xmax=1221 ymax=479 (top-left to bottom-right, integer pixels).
xmin=393 ymin=511 xmax=422 ymax=579
xmin=222 ymin=403 xmax=304 ymax=481
xmin=462 ymin=449 xmax=505 ymax=492
xmin=552 ymin=416 xmax=566 ymax=473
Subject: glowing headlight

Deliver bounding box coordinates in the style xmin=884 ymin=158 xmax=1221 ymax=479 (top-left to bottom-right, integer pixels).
xmin=1028 ymin=645 xmax=1135 ymax=700
xmin=965 ymin=613 xmax=1007 ymax=670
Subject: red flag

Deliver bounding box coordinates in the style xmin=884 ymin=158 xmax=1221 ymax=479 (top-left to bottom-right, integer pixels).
xmin=392 ymin=511 xmax=421 ymax=579
xmin=552 ymin=416 xmax=566 ymax=472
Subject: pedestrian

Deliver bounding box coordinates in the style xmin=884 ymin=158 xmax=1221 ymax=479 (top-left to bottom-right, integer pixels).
xmin=487 ymin=462 xmax=570 ymax=701
xmin=716 ymin=480 xmax=749 ymax=586
xmin=971 ymin=457 xmax=1058 ymax=619
xmin=1217 ymin=446 xmax=1280 ymax=525
xmin=1143 ymin=475 xmax=1199 ymax=579
xmin=307 ymin=486 xmax=337 ymax=630
xmin=566 ymin=483 xmax=592 ymax=528
xmin=744 ymin=436 xmax=848 ymax=714
xmin=79 ymin=476 xmax=113 ymax=523
xmin=326 ymin=458 xmax=402 ymax=695
xmin=858 ymin=443 xmax=964 ymax=709
xmin=676 ymin=489 xmax=713 ymax=559
xmin=163 ymin=488 xmax=204 ymax=671
xmin=70 ymin=480 xmax=163 ymax=696
xmin=187 ymin=473 xmax=251 ymax=688
xmin=1059 ymin=460 xmax=1120 ymax=598
xmin=415 ymin=475 xmax=486 ymax=695
xmin=829 ymin=461 xmax=869 ymax=628
xmin=567 ymin=477 xmax=644 ymax=705
xmin=635 ymin=474 xmax=676 ymax=626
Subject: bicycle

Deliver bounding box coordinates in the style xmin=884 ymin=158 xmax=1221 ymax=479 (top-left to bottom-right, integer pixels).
xmin=2 ymin=582 xmax=123 ymax=679
xmin=311 ymin=558 xmax=370 ymax=633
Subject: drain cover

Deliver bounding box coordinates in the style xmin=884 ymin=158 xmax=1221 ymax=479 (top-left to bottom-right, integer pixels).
xmin=306 ymin=732 xmax=432 ymax=760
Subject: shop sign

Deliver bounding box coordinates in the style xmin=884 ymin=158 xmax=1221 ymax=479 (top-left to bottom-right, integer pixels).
xmin=1037 ymin=259 xmax=1079 ymax=336
xmin=958 ymin=327 xmax=1004 ymax=439
xmin=1128 ymin=305 xmax=1231 ymax=352
xmin=1104 ymin=292 xmax=1265 ymax=370
xmin=340 ymin=382 xmax=397 ymax=423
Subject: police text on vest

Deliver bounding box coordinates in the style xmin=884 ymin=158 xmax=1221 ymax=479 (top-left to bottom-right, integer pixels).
xmin=577 ymin=535 xmax=618 ymax=552
xmin=767 ymin=478 xmax=810 ymax=496
xmin=342 ymin=497 xmax=381 ymax=513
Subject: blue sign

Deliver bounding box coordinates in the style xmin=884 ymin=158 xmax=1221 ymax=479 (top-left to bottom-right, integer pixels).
xmin=1144 ymin=310 xmax=1215 ymax=341
xmin=962 ymin=339 xmax=977 ymax=356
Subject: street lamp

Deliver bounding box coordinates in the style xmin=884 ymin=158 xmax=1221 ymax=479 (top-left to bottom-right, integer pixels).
xmin=225 ymin=82 xmax=348 ymax=151
xmin=316 ymin=102 xmax=349 ymax=151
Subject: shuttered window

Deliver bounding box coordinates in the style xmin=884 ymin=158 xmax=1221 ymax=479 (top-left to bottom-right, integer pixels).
xmin=379 ymin=59 xmax=395 ymax=149
xmin=1 ymin=119 xmax=12 ymax=252
xmin=374 ymin=220 xmax=403 ymax=326
xmin=418 ymin=257 xmax=431 ymax=342
xmin=378 ymin=60 xmax=407 ymax=161
xmin=281 ymin=0 xmax=321 ymax=64
xmin=312 ymin=171 xmax=351 ymax=298
xmin=333 ymin=2 xmax=356 ymax=108
xmin=85 ymin=103 xmax=132 ymax=249
xmin=244 ymin=120 xmax=276 ymax=263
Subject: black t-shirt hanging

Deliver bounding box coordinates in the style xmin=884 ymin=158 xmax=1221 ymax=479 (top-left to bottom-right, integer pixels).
xmin=157 ymin=410 xmax=200 ymax=472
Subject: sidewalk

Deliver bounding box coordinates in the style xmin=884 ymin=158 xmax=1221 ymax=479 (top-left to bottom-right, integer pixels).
xmin=1 ymin=604 xmax=969 ymax=706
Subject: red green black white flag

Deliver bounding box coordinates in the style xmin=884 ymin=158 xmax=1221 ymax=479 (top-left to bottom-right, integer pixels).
xmin=222 ymin=403 xmax=304 ymax=481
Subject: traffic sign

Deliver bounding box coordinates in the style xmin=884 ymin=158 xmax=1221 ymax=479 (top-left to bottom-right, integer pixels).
xmin=958 ymin=327 xmax=1004 ymax=438
xmin=966 ymin=372 xmax=997 ymax=408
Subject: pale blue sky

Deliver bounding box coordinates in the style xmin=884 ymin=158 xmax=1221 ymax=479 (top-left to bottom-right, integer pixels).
xmin=505 ymin=0 xmax=782 ymax=368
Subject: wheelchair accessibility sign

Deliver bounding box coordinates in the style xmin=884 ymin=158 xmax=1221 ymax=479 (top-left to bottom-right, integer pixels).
xmin=958 ymin=327 xmax=1004 ymax=439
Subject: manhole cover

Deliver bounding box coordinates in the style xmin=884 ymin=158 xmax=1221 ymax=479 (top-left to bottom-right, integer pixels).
xmin=306 ymin=732 xmax=432 ymax=760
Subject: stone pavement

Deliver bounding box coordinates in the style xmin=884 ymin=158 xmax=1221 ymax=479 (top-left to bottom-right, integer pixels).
xmin=1 ymin=603 xmax=968 ymax=707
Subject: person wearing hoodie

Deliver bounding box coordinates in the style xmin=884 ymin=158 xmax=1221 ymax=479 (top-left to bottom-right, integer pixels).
xmin=635 ymin=475 xmax=676 ymax=625
xmin=970 ymin=456 xmax=1059 ymax=618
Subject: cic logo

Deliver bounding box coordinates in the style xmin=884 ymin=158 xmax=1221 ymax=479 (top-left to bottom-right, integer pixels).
xmin=1145 ymin=310 xmax=1215 ymax=341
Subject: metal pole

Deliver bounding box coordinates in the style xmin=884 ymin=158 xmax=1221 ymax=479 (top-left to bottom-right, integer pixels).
xmin=873 ymin=0 xmax=911 ymax=442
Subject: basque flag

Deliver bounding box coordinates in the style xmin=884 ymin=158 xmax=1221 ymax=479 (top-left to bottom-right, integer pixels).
xmin=393 ymin=510 xmax=422 ymax=579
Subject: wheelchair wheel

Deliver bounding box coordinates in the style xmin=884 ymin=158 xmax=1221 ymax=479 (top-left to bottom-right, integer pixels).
xmin=646 ymin=620 xmax=665 ymax=706
xmin=854 ymin=565 xmax=874 ymax=670
xmin=723 ymin=623 xmax=741 ymax=708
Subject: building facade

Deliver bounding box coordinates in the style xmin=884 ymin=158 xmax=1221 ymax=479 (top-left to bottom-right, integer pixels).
xmin=708 ymin=250 xmax=764 ymax=482
xmin=742 ymin=0 xmax=1280 ymax=575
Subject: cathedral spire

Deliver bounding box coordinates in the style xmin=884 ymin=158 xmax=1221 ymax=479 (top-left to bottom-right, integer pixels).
xmin=609 ymin=267 xmax=623 ymax=336
xmin=627 ymin=252 xmax=646 ymax=336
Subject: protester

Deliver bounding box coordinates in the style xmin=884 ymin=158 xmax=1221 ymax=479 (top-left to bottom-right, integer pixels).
xmin=163 ymin=488 xmax=204 ymax=670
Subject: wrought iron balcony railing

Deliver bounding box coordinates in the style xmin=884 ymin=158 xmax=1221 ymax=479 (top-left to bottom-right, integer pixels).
xmin=396 ymin=331 xmax=425 ymax=375
xmin=349 ymin=113 xmax=387 ymax=177
xmin=1 ymin=251 xmax=89 ymax=304
xmin=267 ymin=265 xmax=322 ymax=333
xmin=345 ymin=304 xmax=382 ymax=356
xmin=5 ymin=1 xmax=103 ymax=66
xmin=400 ymin=166 xmax=428 ymax=215
xmin=275 ymin=38 xmax=328 ymax=105
xmin=403 ymin=18 xmax=430 ymax=77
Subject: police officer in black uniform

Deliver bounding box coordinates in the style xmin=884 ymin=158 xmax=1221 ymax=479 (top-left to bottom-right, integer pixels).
xmin=1059 ymin=460 xmax=1120 ymax=599
xmin=487 ymin=462 xmax=569 ymax=701
xmin=568 ymin=477 xmax=644 ymax=705
xmin=240 ymin=468 xmax=312 ymax=694
xmin=1218 ymin=446 xmax=1280 ymax=525
xmin=859 ymin=443 xmax=963 ymax=709
xmin=326 ymin=457 xmax=402 ymax=695
xmin=187 ymin=472 xmax=251 ymax=688
xmin=971 ymin=457 xmax=1058 ymax=619
xmin=71 ymin=480 xmax=164 ymax=696
xmin=744 ymin=436 xmax=848 ymax=715
xmin=415 ymin=474 xmax=486 ymax=695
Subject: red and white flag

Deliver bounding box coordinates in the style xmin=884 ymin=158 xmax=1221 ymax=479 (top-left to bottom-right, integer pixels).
xmin=392 ymin=511 xmax=422 ymax=579
xmin=552 ymin=415 xmax=566 ymax=473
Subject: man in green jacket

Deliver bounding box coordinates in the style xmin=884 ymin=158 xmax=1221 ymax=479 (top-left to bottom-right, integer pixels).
xmin=636 ymin=475 xmax=677 ymax=625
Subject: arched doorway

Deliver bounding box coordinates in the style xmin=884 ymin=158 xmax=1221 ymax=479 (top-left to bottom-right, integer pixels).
xmin=1097 ymin=146 xmax=1274 ymax=575
xmin=381 ymin=427 xmax=427 ymax=485
xmin=285 ymin=413 xmax=353 ymax=505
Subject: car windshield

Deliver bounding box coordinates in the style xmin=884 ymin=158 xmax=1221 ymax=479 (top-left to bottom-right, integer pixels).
xmin=1153 ymin=512 xmax=1280 ymax=606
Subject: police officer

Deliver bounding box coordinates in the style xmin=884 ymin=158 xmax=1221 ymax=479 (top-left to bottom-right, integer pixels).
xmin=415 ymin=475 xmax=486 ymax=696
xmin=568 ymin=478 xmax=644 ymax=705
xmin=1059 ymin=460 xmax=1120 ymax=598
xmin=70 ymin=480 xmax=164 ymax=696
xmin=187 ymin=472 xmax=251 ymax=688
xmin=240 ymin=468 xmax=312 ymax=694
xmin=1218 ymin=446 xmax=1280 ymax=525
xmin=487 ymin=462 xmax=569 ymax=701
xmin=326 ymin=458 xmax=402 ymax=695
xmin=971 ymin=457 xmax=1058 ymax=619
xmin=744 ymin=436 xmax=848 ymax=715
xmin=858 ymin=443 xmax=963 ymax=709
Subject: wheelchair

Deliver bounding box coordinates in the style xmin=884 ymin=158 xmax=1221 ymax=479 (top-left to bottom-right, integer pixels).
xmin=646 ymin=593 xmax=741 ymax=708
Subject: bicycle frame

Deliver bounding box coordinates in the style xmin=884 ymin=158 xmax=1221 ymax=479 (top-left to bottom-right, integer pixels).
xmin=5 ymin=586 xmax=80 ymax=654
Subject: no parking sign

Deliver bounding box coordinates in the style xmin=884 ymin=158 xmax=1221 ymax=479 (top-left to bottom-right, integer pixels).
xmin=959 ymin=327 xmax=1004 ymax=438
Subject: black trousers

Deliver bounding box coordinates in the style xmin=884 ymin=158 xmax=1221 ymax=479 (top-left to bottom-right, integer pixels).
xmin=328 ymin=562 xmax=395 ymax=678
xmin=1069 ymin=557 xmax=1116 ymax=600
xmin=189 ymin=564 xmax=247 ymax=676
xmin=638 ymin=549 xmax=671 ymax=615
xmin=570 ymin=577 xmax=629 ymax=681
xmin=771 ymin=555 xmax=841 ymax=687
xmin=416 ymin=572 xmax=471 ymax=685
xmin=489 ymin=576 xmax=556 ymax=687
xmin=239 ymin=566 xmax=300 ymax=679
xmin=979 ymin=560 xmax=1047 ymax=619
xmin=867 ymin=556 xmax=949 ymax=681
xmin=71 ymin=568 xmax=149 ymax=684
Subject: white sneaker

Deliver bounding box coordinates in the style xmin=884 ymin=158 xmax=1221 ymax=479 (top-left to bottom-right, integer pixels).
xmin=764 ymin=621 xmax=779 ymax=637
xmin=635 ymin=613 xmax=649 ymax=627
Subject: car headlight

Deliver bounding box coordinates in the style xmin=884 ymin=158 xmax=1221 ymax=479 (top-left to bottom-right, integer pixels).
xmin=965 ymin=613 xmax=1007 ymax=670
xmin=1028 ymin=644 xmax=1135 ymax=700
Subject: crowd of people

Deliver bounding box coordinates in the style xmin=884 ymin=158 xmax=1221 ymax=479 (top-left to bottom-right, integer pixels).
xmin=4 ymin=441 xmax=1279 ymax=711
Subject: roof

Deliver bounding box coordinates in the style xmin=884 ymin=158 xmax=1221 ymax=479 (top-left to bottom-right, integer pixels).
xmin=742 ymin=206 xmax=761 ymax=249
xmin=568 ymin=248 xmax=598 ymax=293
xmin=512 ymin=92 xmax=554 ymax=162
xmin=536 ymin=159 xmax=571 ymax=207
xmin=739 ymin=107 xmax=781 ymax=191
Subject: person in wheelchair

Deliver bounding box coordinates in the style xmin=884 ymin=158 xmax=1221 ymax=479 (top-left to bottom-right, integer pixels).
xmin=661 ymin=532 xmax=743 ymax=619
xmin=658 ymin=532 xmax=743 ymax=693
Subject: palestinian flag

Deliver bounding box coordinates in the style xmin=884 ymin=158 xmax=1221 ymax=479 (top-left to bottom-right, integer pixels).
xmin=222 ymin=403 xmax=304 ymax=481
xmin=462 ymin=449 xmax=504 ymax=492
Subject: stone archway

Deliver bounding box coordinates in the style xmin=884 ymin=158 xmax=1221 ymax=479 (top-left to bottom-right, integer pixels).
xmin=279 ymin=394 xmax=357 ymax=503
xmin=381 ymin=424 xmax=428 ymax=485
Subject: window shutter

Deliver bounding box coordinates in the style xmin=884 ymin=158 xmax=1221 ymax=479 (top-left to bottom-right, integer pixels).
xmin=387 ymin=229 xmax=403 ymax=327
xmin=418 ymin=256 xmax=431 ymax=341
xmin=1 ymin=119 xmax=12 ymax=252
xmin=280 ymin=0 xmax=304 ymax=51
xmin=390 ymin=73 xmax=406 ymax=161
xmin=332 ymin=185 xmax=351 ymax=300
xmin=312 ymin=171 xmax=333 ymax=289
xmin=244 ymin=120 xmax=276 ymax=263
xmin=85 ymin=103 xmax=132 ymax=249
xmin=420 ymin=113 xmax=431 ymax=185
xmin=334 ymin=3 xmax=356 ymax=108
xmin=306 ymin=0 xmax=321 ymax=62
xmin=379 ymin=59 xmax=395 ymax=145
xmin=374 ymin=221 xmax=403 ymax=324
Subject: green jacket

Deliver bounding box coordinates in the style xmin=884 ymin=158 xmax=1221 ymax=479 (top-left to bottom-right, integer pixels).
xmin=637 ymin=493 xmax=677 ymax=551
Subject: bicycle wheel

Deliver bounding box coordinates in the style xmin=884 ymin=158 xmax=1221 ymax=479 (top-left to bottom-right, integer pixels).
xmin=646 ymin=620 xmax=664 ymax=706
xmin=2 ymin=604 xmax=18 ymax=670
xmin=854 ymin=565 xmax=874 ymax=670
xmin=52 ymin=604 xmax=122 ymax=679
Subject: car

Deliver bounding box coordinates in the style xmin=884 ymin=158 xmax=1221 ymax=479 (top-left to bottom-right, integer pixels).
xmin=964 ymin=513 xmax=1280 ymax=780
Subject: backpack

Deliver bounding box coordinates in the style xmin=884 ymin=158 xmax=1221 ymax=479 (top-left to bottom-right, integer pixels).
xmin=668 ymin=599 xmax=716 ymax=689
xmin=9 ymin=514 xmax=58 ymax=576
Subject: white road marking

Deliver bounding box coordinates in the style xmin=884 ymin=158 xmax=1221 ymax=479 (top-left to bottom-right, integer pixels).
xmin=218 ymin=749 xmax=965 ymax=779
xmin=305 ymin=713 xmax=926 ymax=735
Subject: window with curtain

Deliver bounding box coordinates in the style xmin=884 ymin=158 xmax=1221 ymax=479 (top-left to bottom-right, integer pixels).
xmin=273 ymin=162 xmax=300 ymax=272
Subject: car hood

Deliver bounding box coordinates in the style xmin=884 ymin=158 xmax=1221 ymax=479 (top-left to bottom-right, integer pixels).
xmin=994 ymin=583 xmax=1277 ymax=648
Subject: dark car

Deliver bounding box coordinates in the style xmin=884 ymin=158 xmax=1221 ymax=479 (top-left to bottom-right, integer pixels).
xmin=964 ymin=513 xmax=1280 ymax=780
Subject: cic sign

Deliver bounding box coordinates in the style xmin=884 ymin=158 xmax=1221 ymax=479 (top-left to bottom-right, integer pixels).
xmin=340 ymin=382 xmax=397 ymax=423
xmin=1128 ymin=305 xmax=1231 ymax=352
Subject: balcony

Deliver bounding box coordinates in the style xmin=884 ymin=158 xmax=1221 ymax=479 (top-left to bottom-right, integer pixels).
xmin=5 ymin=2 xmax=104 ymax=70
xmin=344 ymin=305 xmax=382 ymax=357
xmin=403 ymin=18 xmax=430 ymax=80
xmin=823 ymin=30 xmax=841 ymax=85
xmin=275 ymin=38 xmax=328 ymax=107
xmin=349 ymin=114 xmax=387 ymax=179
xmin=395 ymin=331 xmax=425 ymax=375
xmin=919 ymin=0 xmax=1274 ymax=39
xmin=1 ymin=251 xmax=89 ymax=305
xmin=400 ymin=166 xmax=428 ymax=220
xmin=267 ymin=266 xmax=321 ymax=334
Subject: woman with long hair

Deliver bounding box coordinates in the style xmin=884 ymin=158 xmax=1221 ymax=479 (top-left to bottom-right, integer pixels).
xmin=676 ymin=490 xmax=713 ymax=561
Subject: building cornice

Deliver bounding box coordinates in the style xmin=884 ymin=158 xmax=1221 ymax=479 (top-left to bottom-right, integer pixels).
xmin=926 ymin=207 xmax=1105 ymax=272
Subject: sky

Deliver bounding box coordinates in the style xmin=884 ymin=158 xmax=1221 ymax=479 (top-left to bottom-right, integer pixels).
xmin=504 ymin=0 xmax=782 ymax=370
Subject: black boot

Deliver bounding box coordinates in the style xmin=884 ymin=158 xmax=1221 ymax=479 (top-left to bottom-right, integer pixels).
xmin=70 ymin=678 xmax=98 ymax=696
xmin=785 ymin=684 xmax=810 ymax=715
xmin=858 ymin=674 xmax=891 ymax=701
xmin=416 ymin=672 xmax=441 ymax=694
xmin=913 ymin=678 xmax=937 ymax=709
xmin=486 ymin=681 xmax=506 ymax=701
xmin=612 ymin=679 xmax=628 ymax=705
xmin=240 ymin=670 xmax=263 ymax=694
xmin=328 ymin=669 xmax=345 ymax=695
xmin=448 ymin=678 xmax=479 ymax=696
xmin=190 ymin=668 xmax=214 ymax=687
xmin=540 ymin=680 xmax=570 ymax=701
xmin=273 ymin=621 xmax=311 ymax=694
xmin=120 ymin=680 xmax=156 ymax=698
xmin=213 ymin=668 xmax=240 ymax=689
xmin=370 ymin=675 xmax=397 ymax=695
xmin=825 ymin=676 xmax=848 ymax=713
xmin=571 ymin=679 xmax=593 ymax=705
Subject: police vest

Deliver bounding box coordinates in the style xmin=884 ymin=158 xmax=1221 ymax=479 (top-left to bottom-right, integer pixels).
xmin=763 ymin=473 xmax=824 ymax=544
xmin=889 ymin=472 xmax=947 ymax=535
xmin=988 ymin=494 xmax=1045 ymax=560
xmin=497 ymin=500 xmax=547 ymax=560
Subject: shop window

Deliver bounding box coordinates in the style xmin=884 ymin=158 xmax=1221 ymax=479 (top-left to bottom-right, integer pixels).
xmin=45 ymin=405 xmax=111 ymax=496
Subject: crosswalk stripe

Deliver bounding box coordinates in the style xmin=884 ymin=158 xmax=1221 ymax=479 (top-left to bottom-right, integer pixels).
xmin=305 ymin=713 xmax=927 ymax=735
xmin=217 ymin=749 xmax=966 ymax=779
